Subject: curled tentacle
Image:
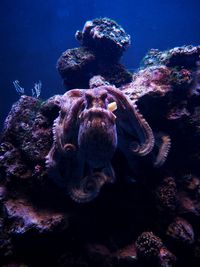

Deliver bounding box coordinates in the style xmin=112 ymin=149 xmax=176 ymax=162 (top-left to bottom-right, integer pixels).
xmin=153 ymin=133 xmax=171 ymax=167
xmin=132 ymin=104 xmax=155 ymax=156
xmin=68 ymin=172 xmax=108 ymax=203
xmin=60 ymin=98 xmax=84 ymax=150
xmin=102 ymin=163 xmax=116 ymax=183
xmin=45 ymin=145 xmax=66 ymax=187
xmin=51 ymin=89 xmax=84 ymax=153
xmin=46 ymin=90 xmax=84 ymax=188
xmin=106 ymin=86 xmax=154 ymax=156
xmin=46 ymin=96 xmax=83 ymax=166
xmin=63 ymin=143 xmax=76 ymax=153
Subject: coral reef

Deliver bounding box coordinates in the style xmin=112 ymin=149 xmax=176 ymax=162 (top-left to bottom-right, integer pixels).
xmin=0 ymin=18 xmax=200 ymax=267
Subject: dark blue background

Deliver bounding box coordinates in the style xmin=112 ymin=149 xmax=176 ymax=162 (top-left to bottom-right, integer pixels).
xmin=0 ymin=0 xmax=200 ymax=129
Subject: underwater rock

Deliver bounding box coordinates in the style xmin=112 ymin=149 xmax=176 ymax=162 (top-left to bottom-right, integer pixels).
xmin=0 ymin=205 xmax=12 ymax=259
xmin=158 ymin=247 xmax=176 ymax=267
xmin=112 ymin=243 xmax=137 ymax=264
xmin=57 ymin=18 xmax=132 ymax=89
xmin=166 ymin=102 xmax=190 ymax=120
xmin=189 ymin=106 xmax=200 ymax=133
xmin=136 ymin=231 xmax=163 ymax=258
xmin=4 ymin=198 xmax=68 ymax=234
xmin=40 ymin=95 xmax=61 ymax=122
xmin=190 ymin=60 xmax=200 ymax=96
xmin=89 ymin=75 xmax=110 ymax=88
xmin=0 ymin=142 xmax=32 ymax=180
xmin=170 ymin=68 xmax=192 ymax=89
xmin=166 ymin=217 xmax=194 ymax=245
xmin=1 ymin=96 xmax=55 ymax=164
xmin=155 ymin=177 xmax=177 ymax=212
xmin=178 ymin=192 xmax=200 ymax=216
xmin=122 ymin=65 xmax=172 ymax=102
xmin=57 ymin=47 xmax=97 ymax=89
xmin=75 ymin=17 xmax=131 ymax=61
xmin=57 ymin=46 xmax=132 ymax=89
xmin=142 ymin=45 xmax=200 ymax=68
xmin=2 ymin=96 xmax=41 ymax=144
xmin=98 ymin=62 xmax=132 ymax=87
xmin=136 ymin=232 xmax=176 ymax=267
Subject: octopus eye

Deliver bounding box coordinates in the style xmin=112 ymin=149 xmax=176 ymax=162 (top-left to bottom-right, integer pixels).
xmin=85 ymin=93 xmax=93 ymax=104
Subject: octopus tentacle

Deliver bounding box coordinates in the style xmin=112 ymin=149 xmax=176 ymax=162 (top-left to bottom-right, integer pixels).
xmin=68 ymin=172 xmax=109 ymax=203
xmin=46 ymin=97 xmax=83 ymax=159
xmin=50 ymin=99 xmax=83 ymax=153
xmin=132 ymin=104 xmax=155 ymax=156
xmin=60 ymin=98 xmax=84 ymax=150
xmin=46 ymin=145 xmax=67 ymax=187
xmin=46 ymin=92 xmax=84 ymax=188
xmin=153 ymin=133 xmax=171 ymax=167
xmin=106 ymin=86 xmax=154 ymax=156
xmin=102 ymin=163 xmax=116 ymax=183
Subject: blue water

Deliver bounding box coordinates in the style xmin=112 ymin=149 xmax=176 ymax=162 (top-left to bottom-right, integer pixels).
xmin=0 ymin=0 xmax=199 ymax=128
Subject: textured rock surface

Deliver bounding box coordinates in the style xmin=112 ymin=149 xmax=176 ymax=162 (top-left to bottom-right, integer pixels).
xmin=75 ymin=17 xmax=131 ymax=60
xmin=57 ymin=17 xmax=132 ymax=89
xmin=57 ymin=47 xmax=97 ymax=89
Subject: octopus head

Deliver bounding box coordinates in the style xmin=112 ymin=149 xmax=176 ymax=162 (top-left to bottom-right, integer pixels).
xmin=78 ymin=87 xmax=117 ymax=168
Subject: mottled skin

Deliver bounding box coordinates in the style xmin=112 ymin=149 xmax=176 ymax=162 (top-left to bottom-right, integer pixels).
xmin=46 ymin=85 xmax=155 ymax=202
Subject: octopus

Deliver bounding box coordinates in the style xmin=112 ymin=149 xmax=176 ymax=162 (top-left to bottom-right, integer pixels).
xmin=46 ymin=84 xmax=170 ymax=203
